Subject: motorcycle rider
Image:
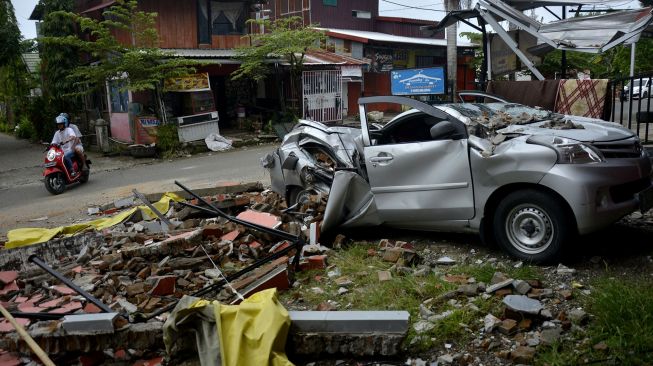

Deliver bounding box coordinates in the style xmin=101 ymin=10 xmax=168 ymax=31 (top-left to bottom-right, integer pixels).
xmin=59 ymin=113 xmax=87 ymax=171
xmin=51 ymin=115 xmax=78 ymax=177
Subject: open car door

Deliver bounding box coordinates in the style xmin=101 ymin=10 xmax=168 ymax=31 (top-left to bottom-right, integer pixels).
xmin=358 ymin=96 xmax=475 ymax=226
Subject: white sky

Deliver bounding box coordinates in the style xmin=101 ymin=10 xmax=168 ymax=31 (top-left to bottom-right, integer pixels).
xmin=12 ymin=0 xmax=645 ymax=42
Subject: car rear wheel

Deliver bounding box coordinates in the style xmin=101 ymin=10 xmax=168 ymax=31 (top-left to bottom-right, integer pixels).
xmin=493 ymin=189 xmax=570 ymax=263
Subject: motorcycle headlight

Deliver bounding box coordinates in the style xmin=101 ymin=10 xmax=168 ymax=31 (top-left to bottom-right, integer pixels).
xmin=527 ymin=135 xmax=605 ymax=164
xmin=46 ymin=149 xmax=56 ymax=162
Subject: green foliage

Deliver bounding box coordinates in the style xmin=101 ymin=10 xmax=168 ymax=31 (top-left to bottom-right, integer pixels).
xmin=15 ymin=116 xmax=37 ymax=140
xmin=41 ymin=0 xmax=200 ymax=96
xmin=537 ymin=276 xmax=653 ymax=365
xmin=233 ymin=17 xmax=326 ymax=112
xmin=233 ymin=17 xmax=326 ymax=82
xmin=460 ymin=32 xmax=484 ymax=74
xmin=0 ymin=115 xmax=10 ymax=133
xmin=27 ymin=95 xmax=58 ymax=141
xmin=0 ymin=0 xmax=21 ymax=66
xmin=155 ymin=123 xmax=181 ymax=157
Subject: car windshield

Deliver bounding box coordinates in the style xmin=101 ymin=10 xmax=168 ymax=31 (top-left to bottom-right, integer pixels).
xmin=447 ymin=103 xmax=552 ymax=124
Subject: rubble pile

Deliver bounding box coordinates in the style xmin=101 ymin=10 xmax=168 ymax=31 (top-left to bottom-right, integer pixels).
xmin=0 ymin=184 xmax=332 ymax=365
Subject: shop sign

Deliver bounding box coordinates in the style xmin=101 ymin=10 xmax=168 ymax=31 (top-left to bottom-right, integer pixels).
xmin=391 ymin=67 xmax=445 ymax=95
xmin=164 ymin=73 xmax=211 ymax=92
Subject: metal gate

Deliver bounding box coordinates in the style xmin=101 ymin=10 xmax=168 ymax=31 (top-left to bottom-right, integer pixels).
xmin=302 ymin=70 xmax=342 ymax=123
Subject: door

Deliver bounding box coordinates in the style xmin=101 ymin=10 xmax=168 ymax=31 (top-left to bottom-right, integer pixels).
xmin=302 ymin=70 xmax=342 ymax=123
xmin=363 ymin=113 xmax=475 ymax=223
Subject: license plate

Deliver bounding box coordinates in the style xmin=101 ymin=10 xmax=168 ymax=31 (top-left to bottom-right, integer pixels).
xmin=44 ymin=162 xmax=56 ymax=168
xmin=638 ymin=185 xmax=653 ymax=212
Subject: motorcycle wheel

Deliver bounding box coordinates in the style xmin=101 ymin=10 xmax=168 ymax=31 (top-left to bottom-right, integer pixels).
xmin=45 ymin=173 xmax=66 ymax=195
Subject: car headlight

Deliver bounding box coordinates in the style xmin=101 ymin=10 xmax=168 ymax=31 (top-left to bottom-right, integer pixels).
xmin=527 ymin=135 xmax=605 ymax=164
xmin=46 ymin=149 xmax=56 ymax=162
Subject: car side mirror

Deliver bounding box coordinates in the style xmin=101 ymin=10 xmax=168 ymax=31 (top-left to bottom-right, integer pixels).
xmin=430 ymin=121 xmax=460 ymax=140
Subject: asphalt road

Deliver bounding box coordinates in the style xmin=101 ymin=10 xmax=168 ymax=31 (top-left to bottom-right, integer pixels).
xmin=0 ymin=133 xmax=275 ymax=236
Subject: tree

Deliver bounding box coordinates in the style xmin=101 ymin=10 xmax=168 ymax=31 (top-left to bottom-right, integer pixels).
xmin=42 ymin=0 xmax=199 ymax=120
xmin=460 ymin=31 xmax=483 ymax=75
xmin=39 ymin=0 xmax=79 ymax=116
xmin=0 ymin=0 xmax=21 ymax=66
xmin=232 ymin=16 xmax=326 ymax=113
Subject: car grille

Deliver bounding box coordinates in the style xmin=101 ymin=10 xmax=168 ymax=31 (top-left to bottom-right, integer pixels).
xmin=610 ymin=177 xmax=651 ymax=203
xmin=591 ymin=140 xmax=642 ymax=159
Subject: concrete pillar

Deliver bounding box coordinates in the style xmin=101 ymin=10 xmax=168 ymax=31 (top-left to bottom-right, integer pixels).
xmin=94 ymin=118 xmax=110 ymax=154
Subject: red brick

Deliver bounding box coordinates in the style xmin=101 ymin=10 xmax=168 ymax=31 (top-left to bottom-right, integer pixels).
xmin=114 ymin=349 xmax=127 ymax=360
xmin=300 ymin=255 xmax=328 ymax=271
xmin=26 ymin=294 xmax=43 ymax=304
xmin=271 ymin=241 xmax=291 ymax=254
xmin=248 ymin=241 xmax=263 ymax=250
xmin=83 ymin=303 xmax=102 ymax=314
xmin=221 ymin=230 xmax=240 ymax=242
xmin=13 ymin=297 xmax=28 ymax=304
xmin=0 ymin=272 xmax=17 ymax=286
xmin=71 ymin=266 xmax=83 ymax=274
xmin=0 ymin=318 xmax=29 ymax=333
xmin=103 ymin=208 xmax=119 ymax=215
xmin=149 ymin=276 xmax=176 ymax=296
xmin=236 ymin=210 xmax=281 ymax=229
xmin=133 ymin=356 xmax=164 ymax=366
xmin=0 ymin=351 xmax=21 ymax=366
xmin=202 ymin=223 xmax=223 ymax=239
xmin=0 ymin=282 xmax=18 ymax=296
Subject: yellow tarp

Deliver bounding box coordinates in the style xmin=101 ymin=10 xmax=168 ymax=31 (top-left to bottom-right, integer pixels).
xmin=5 ymin=192 xmax=183 ymax=249
xmin=164 ymin=288 xmax=293 ymax=366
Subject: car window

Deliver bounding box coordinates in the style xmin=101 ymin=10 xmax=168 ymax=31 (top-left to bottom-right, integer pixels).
xmin=377 ymin=113 xmax=443 ymax=145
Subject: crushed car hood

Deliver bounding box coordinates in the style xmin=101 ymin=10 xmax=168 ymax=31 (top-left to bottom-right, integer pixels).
xmin=498 ymin=116 xmax=635 ymax=143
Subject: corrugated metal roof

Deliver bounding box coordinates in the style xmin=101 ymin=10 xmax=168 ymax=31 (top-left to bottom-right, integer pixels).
xmin=21 ymin=53 xmax=40 ymax=74
xmin=302 ymin=50 xmax=368 ymax=66
xmin=162 ymin=48 xmax=239 ymax=58
xmin=318 ymin=28 xmax=476 ymax=47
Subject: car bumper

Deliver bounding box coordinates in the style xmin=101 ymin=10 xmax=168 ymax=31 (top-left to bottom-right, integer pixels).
xmin=539 ymin=156 xmax=653 ymax=235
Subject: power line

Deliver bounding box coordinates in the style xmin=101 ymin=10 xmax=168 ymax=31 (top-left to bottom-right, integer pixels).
xmin=380 ymin=0 xmax=448 ymax=12
xmin=382 ymin=2 xmax=445 ymax=12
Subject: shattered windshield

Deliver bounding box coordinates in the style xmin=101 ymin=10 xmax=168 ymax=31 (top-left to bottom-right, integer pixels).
xmin=448 ymin=103 xmax=552 ymax=124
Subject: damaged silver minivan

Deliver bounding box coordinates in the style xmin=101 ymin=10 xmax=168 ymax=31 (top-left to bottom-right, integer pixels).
xmin=262 ymin=94 xmax=653 ymax=263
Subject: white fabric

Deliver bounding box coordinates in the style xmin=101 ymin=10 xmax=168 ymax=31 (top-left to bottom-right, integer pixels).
xmin=211 ymin=2 xmax=243 ymax=29
xmin=51 ymin=127 xmax=76 ymax=153
xmin=69 ymin=123 xmax=84 ymax=151
xmin=205 ymin=133 xmax=233 ymax=152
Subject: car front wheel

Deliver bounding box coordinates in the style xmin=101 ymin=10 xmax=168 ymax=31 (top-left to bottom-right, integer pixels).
xmin=493 ymin=189 xmax=571 ymax=263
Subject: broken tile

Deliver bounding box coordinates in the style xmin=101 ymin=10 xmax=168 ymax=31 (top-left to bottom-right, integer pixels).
xmin=0 ymin=318 xmax=29 ymax=333
xmin=83 ymin=303 xmax=102 ymax=314
xmin=221 ymin=230 xmax=240 ymax=242
xmin=148 ymin=276 xmax=176 ymax=296
xmin=236 ymin=210 xmax=281 ymax=229
xmin=17 ymin=303 xmax=44 ymax=313
xmin=38 ymin=298 xmax=65 ymax=309
xmin=0 ymin=351 xmax=21 ymax=366
xmin=49 ymin=301 xmax=82 ymax=314
xmin=498 ymin=319 xmax=518 ymax=335
xmin=0 ymin=281 xmax=19 ymax=296
xmin=0 ymin=271 xmax=18 ymax=286
xmin=52 ymin=285 xmax=77 ymax=296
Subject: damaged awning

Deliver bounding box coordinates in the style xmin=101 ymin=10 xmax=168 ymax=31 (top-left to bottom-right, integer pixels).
xmin=426 ymin=0 xmax=653 ymax=80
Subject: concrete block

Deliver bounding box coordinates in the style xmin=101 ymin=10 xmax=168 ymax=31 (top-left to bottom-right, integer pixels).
xmin=288 ymin=311 xmax=410 ymax=334
xmin=62 ymin=313 xmax=118 ymax=335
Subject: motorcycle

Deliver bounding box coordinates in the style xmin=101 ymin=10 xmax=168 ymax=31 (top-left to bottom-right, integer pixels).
xmin=43 ymin=143 xmax=91 ymax=195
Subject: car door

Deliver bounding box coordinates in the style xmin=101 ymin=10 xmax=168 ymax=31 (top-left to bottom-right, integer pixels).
xmin=362 ymin=108 xmax=475 ymax=224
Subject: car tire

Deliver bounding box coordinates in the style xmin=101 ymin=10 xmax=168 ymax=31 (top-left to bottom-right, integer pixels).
xmin=45 ymin=173 xmax=66 ymax=195
xmin=493 ymin=189 xmax=570 ymax=263
xmin=288 ymin=187 xmax=315 ymax=207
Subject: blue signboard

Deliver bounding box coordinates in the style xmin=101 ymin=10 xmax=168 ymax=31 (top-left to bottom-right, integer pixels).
xmin=391 ymin=67 xmax=445 ymax=95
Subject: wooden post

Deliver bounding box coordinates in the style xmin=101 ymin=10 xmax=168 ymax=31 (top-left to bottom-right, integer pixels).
xmin=0 ymin=303 xmax=56 ymax=366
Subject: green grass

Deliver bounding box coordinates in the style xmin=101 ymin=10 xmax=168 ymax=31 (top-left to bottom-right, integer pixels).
xmin=280 ymin=243 xmax=517 ymax=353
xmin=537 ymin=277 xmax=653 ymax=365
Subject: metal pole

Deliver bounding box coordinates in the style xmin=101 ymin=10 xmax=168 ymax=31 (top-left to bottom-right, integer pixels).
xmin=561 ymin=6 xmax=567 ymax=79
xmin=630 ymin=43 xmax=636 ymax=78
xmin=28 ymin=255 xmax=113 ymax=313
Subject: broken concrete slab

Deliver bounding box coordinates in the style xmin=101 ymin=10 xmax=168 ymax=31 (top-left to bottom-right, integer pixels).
xmin=288 ymin=311 xmax=410 ymax=333
xmin=503 ymin=295 xmax=543 ymax=315
xmin=485 ymin=278 xmax=514 ymax=293
xmin=62 ymin=313 xmax=118 ymax=335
